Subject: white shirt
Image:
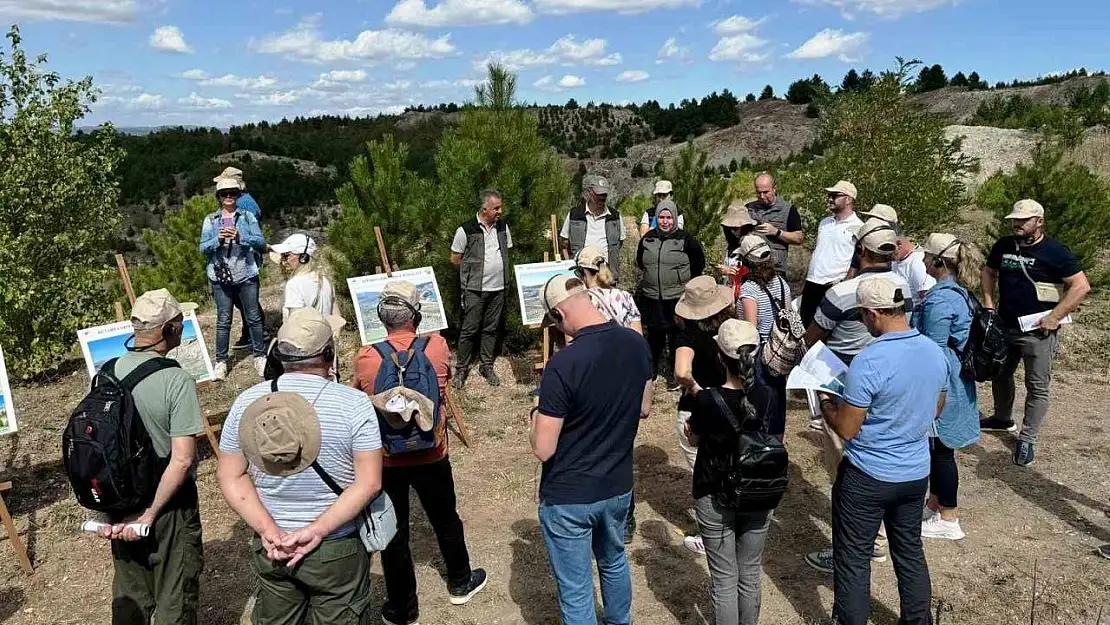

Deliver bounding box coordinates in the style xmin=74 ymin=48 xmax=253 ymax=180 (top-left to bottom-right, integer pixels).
xmin=283 ymin=270 xmax=336 ymax=321
xmin=893 ymin=248 xmax=937 ymax=300
xmin=639 ymin=211 xmax=685 ymax=230
xmin=807 ymin=212 xmax=864 ymax=285
xmin=560 ymin=208 xmax=627 ymax=252
xmin=451 ymin=218 xmax=513 ymax=292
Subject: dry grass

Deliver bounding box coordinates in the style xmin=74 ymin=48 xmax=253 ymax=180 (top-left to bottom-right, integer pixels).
xmin=1066 ymin=127 xmax=1110 ymax=183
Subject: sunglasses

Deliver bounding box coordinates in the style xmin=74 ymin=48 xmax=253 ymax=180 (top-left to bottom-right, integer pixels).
xmin=217 ymin=190 xmax=241 ymax=199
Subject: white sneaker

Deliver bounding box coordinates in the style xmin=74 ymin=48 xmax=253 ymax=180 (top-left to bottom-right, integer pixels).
xmin=254 ymin=356 xmax=267 ymax=378
xmin=921 ymin=516 xmax=965 ymax=540
xmin=213 ymin=361 xmax=228 ymax=380
xmin=683 ymin=535 xmax=706 ymax=555
xmin=808 ymin=418 xmax=824 ymax=431
xmin=922 ymin=505 xmax=939 ymax=522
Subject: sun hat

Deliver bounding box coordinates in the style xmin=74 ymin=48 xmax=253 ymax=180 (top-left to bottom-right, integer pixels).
xmin=922 ymin=233 xmax=961 ymax=261
xmin=720 ymin=201 xmax=756 ymax=228
xmin=675 ymin=276 xmax=734 ymax=321
xmin=653 ymin=180 xmax=673 ymax=195
xmin=857 ymin=277 xmax=906 ymax=310
xmin=130 ymin=288 xmax=197 ymax=331
xmin=372 ymin=386 xmax=436 ymax=433
xmin=714 ymin=318 xmax=759 ymax=357
xmin=825 ymin=180 xmax=858 ymax=199
xmin=239 ymin=392 xmax=321 ymax=477
xmin=854 ymin=217 xmax=898 ymax=254
xmin=861 ymin=204 xmax=899 ymax=224
xmin=268 ymin=233 xmax=317 ymax=264
xmin=574 ymin=245 xmax=607 ymax=272
xmin=214 ymin=167 xmax=245 ymax=189
xmin=275 ymin=308 xmax=346 ymax=358
xmin=1005 ymin=199 xmax=1044 ymax=220
xmin=738 ymin=234 xmax=773 ymax=263
xmin=215 ymin=177 xmax=241 ymax=193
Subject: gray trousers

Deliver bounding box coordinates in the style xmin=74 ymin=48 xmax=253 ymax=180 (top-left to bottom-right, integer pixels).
xmin=992 ymin=328 xmax=1058 ymax=443
xmin=457 ymin=289 xmax=505 ymax=370
xmin=695 ymin=495 xmax=771 ymax=625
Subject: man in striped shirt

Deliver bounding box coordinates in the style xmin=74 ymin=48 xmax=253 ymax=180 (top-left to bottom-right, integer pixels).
xmin=218 ymin=308 xmax=383 ymax=624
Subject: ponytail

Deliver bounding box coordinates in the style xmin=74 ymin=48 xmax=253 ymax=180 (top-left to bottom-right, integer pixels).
xmin=596 ymin=262 xmax=615 ymax=289
xmin=952 ymin=242 xmax=984 ymax=288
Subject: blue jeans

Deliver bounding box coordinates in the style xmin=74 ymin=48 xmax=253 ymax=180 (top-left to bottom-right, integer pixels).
xmin=211 ymin=277 xmax=265 ymax=361
xmin=538 ymin=491 xmax=632 ymax=625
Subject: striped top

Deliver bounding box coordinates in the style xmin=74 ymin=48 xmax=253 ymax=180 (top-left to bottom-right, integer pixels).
xmin=739 ymin=276 xmax=792 ymax=339
xmin=220 ymin=373 xmax=382 ymax=537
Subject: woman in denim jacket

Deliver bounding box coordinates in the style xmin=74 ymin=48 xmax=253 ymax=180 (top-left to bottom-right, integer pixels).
xmin=914 ymin=233 xmax=983 ymax=541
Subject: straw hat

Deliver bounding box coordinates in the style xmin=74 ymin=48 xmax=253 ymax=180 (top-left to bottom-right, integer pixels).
xmin=675 ymin=276 xmax=734 ymax=320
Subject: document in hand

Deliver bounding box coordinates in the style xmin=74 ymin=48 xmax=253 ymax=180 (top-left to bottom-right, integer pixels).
xmin=1018 ymin=310 xmax=1072 ymax=333
xmin=785 ymin=341 xmax=849 ymax=397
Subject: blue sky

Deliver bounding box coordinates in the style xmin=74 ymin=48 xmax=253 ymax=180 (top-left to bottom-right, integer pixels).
xmin=4 ymin=0 xmax=1109 ymax=127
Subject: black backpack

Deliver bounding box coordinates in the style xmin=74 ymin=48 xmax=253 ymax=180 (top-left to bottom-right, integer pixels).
xmin=62 ymin=357 xmax=178 ymax=517
xmin=706 ymin=389 xmax=789 ymax=511
xmin=944 ymin=287 xmax=1009 ymax=382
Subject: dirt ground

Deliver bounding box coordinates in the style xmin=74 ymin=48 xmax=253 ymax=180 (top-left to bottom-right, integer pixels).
xmin=2 ymin=279 xmax=1110 ymax=625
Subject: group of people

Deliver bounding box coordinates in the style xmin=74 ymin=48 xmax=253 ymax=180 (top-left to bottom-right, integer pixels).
xmin=90 ymin=169 xmax=1093 ymax=625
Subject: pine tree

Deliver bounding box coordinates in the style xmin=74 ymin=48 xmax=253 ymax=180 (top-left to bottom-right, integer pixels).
xmin=667 ymin=143 xmax=729 ymax=242
xmin=745 ymin=93 xmax=756 ymax=102
xmin=950 ymin=71 xmax=969 ymax=88
xmin=759 ymin=85 xmax=775 ymax=100
xmin=841 ymin=69 xmax=862 ymax=93
xmin=134 ymin=195 xmax=220 ymax=303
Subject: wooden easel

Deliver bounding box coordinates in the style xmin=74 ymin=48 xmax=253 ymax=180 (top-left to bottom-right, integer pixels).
xmin=373 ymin=227 xmax=471 ymax=448
xmin=0 ymin=481 xmax=32 ymax=575
xmin=113 ymin=254 xmax=223 ymax=456
xmin=534 ymin=215 xmax=565 ymax=373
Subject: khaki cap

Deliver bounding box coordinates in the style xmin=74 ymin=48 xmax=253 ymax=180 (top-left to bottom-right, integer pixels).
xmin=653 ymin=180 xmax=673 ymax=195
xmin=714 ymin=318 xmax=759 ymax=357
xmin=1005 ymin=199 xmax=1044 ymax=220
xmin=738 ymin=234 xmax=772 ymax=263
xmin=861 ymin=204 xmax=899 ymax=224
xmin=276 ymin=308 xmax=346 ymax=357
xmin=675 ymin=276 xmax=734 ymax=321
xmin=825 ymin=180 xmax=858 ymax=199
xmin=239 ymin=392 xmax=321 ymax=477
xmin=574 ymin=245 xmax=607 ymax=272
xmin=922 ymin=233 xmax=961 ymax=261
xmin=381 ymin=280 xmax=422 ymax=308
xmin=130 ymin=288 xmax=197 ymax=331
xmin=214 ymin=167 xmax=244 ymax=183
xmin=855 ymin=217 xmax=898 ymax=254
xmin=720 ymin=201 xmax=756 ymax=228
xmin=857 ymin=277 xmax=907 ymax=310
xmin=215 ymin=177 xmax=241 ymax=192
xmin=541 ymin=274 xmax=586 ymax=324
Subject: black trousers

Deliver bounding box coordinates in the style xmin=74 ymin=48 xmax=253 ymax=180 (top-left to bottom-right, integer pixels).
xmin=457 ymin=289 xmax=505 ymax=370
xmin=832 ymin=462 xmax=932 ymax=625
xmin=929 ymin=440 xmax=958 ymax=509
xmin=645 ymin=324 xmax=678 ymax=379
xmin=381 ymin=457 xmax=473 ymax=621
xmin=800 ymin=280 xmax=833 ymax=328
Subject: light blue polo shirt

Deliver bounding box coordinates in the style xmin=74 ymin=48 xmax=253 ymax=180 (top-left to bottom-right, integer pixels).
xmin=841 ymin=329 xmax=949 ymax=483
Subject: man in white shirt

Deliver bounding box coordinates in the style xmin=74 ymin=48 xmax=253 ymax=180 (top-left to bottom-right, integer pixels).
xmin=800 ymin=180 xmax=864 ymax=326
xmin=560 ymin=176 xmax=627 ymax=283
xmin=268 ymin=234 xmax=338 ymax=321
xmin=893 ymin=235 xmax=937 ymax=306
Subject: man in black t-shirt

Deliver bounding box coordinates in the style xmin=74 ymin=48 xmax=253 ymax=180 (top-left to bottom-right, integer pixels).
xmin=980 ymin=199 xmax=1090 ymax=467
xmin=531 ymin=275 xmax=653 ymax=624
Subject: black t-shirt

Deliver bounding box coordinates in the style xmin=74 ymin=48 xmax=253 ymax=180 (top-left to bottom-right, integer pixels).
xmin=687 ymin=384 xmax=778 ymax=500
xmin=987 ymin=236 xmax=1081 ymax=324
xmin=537 ymin=322 xmax=652 ymax=505
xmin=676 ymin=322 xmax=728 ymax=411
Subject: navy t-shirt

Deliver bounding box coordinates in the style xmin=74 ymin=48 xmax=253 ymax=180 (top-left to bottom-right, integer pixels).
xmin=537 ymin=322 xmax=652 ymax=505
xmin=987 ymin=236 xmax=1080 ymax=325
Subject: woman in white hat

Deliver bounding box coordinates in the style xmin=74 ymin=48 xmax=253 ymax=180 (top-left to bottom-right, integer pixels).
xmin=574 ymin=245 xmax=642 ymax=335
xmin=736 ymin=234 xmax=791 ymax=437
xmin=268 ymin=233 xmax=339 ymax=322
xmin=915 ymin=233 xmax=983 ymax=541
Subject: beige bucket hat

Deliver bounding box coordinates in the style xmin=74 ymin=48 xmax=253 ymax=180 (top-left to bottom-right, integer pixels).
xmin=239 ymin=392 xmax=321 ymax=477
xmin=675 ymin=276 xmax=734 ymax=321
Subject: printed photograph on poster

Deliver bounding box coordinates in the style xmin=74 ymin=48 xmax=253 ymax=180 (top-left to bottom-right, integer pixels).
xmin=0 ymin=344 xmax=17 ymax=436
xmin=514 ymin=260 xmax=576 ymax=327
xmin=77 ymin=311 xmax=216 ymax=383
xmin=347 ymin=267 xmax=448 ymax=345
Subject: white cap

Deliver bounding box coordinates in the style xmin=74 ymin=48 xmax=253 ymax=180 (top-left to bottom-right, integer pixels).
xmin=1005 ymin=199 xmax=1044 ymax=220
xmin=215 ymin=177 xmax=241 ymax=192
xmin=714 ymin=319 xmax=759 ymax=357
xmin=275 ymin=308 xmax=345 ymax=357
xmin=268 ymin=234 xmax=317 ymax=264
xmin=825 ymin=180 xmax=858 ymax=199
xmin=857 ymin=277 xmax=906 ymax=310
xmin=130 ymin=289 xmax=197 ymax=331
xmin=854 ymin=218 xmax=898 ymax=254
xmin=922 ymin=233 xmax=961 ymax=260
xmin=653 ymin=180 xmax=673 ymax=195
xmin=861 ymin=204 xmax=898 ymax=224
xmin=541 ymin=274 xmax=586 ymax=325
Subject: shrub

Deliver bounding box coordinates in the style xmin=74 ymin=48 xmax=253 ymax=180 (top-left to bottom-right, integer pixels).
xmin=667 ymin=142 xmax=729 ymax=242
xmin=132 ymin=195 xmax=218 ymax=303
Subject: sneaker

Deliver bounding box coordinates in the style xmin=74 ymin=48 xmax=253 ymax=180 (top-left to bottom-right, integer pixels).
xmin=980 ymin=416 xmax=1018 ymax=432
xmin=213 ymin=361 xmax=228 ymax=381
xmin=871 ymin=542 xmax=888 ymax=563
xmin=921 ymin=516 xmax=966 ymax=540
xmin=682 ymin=535 xmax=706 ymax=555
xmin=452 ymin=368 xmax=469 ymax=390
xmin=1097 ymin=544 xmax=1110 ymax=560
xmin=624 ymin=518 xmax=636 ymax=545
xmin=232 ymin=337 xmax=251 ymax=351
xmin=808 ymin=418 xmax=825 ymax=431
xmin=479 ymin=365 xmax=501 ymax=387
xmin=922 ymin=505 xmax=939 ymax=522
xmin=448 ymin=569 xmax=487 ymax=606
xmin=804 ymin=548 xmax=834 ymax=574
xmin=1014 ymin=440 xmax=1035 ymax=466
xmin=254 ymin=356 xmax=267 ymax=378
xmin=382 ymin=616 xmax=419 ymax=625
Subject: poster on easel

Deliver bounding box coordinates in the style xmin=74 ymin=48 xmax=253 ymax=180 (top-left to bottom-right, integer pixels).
xmin=347 ymin=267 xmax=448 ymax=346
xmin=514 ymin=260 xmax=576 ymax=327
xmin=0 ymin=344 xmax=17 ymax=436
xmin=77 ymin=311 xmax=216 ymax=383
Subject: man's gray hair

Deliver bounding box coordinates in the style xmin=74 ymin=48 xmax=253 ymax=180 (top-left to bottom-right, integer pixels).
xmin=379 ymin=301 xmax=417 ymax=331
xmin=479 ymin=188 xmax=502 ymax=208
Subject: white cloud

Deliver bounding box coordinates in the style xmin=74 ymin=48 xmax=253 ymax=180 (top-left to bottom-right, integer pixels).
xmin=180 ymin=69 xmax=208 ymax=80
xmin=655 ymin=36 xmax=689 ymax=64
xmin=149 ymin=25 xmax=192 ymax=54
xmin=793 ymin=0 xmax=955 ymax=19
xmin=481 ymin=35 xmax=621 ymax=70
xmin=615 ymin=70 xmax=649 ymax=82
xmin=786 ymin=28 xmax=869 ymax=62
xmin=205 ymin=74 xmax=279 ymax=90
xmin=251 ymin=17 xmax=457 ymax=64
xmin=178 ymin=92 xmax=232 ymax=109
xmin=558 ymin=75 xmax=586 ymax=88
xmin=532 ymin=0 xmax=700 ymax=15
xmin=0 ymin=0 xmax=137 ymax=23
xmin=320 ymin=70 xmax=368 ymax=82
xmin=254 ymin=91 xmax=302 ymax=106
xmin=533 ymin=74 xmax=586 ymax=92
xmin=712 ymin=15 xmax=765 ymax=35
xmin=130 ymin=93 xmax=164 ymax=110
xmin=385 ymin=0 xmax=533 ymax=27
xmin=708 ymin=33 xmax=770 ymax=66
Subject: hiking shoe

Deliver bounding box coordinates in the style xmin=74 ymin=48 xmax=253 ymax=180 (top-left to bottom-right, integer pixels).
xmin=871 ymin=542 xmax=888 ymax=563
xmin=232 ymin=337 xmax=251 ymax=351
xmin=980 ymin=416 xmax=1018 ymax=432
xmin=479 ymin=365 xmax=500 ymax=387
xmin=213 ymin=361 xmax=228 ymax=381
xmin=254 ymin=356 xmax=267 ymax=378
xmin=1097 ymin=544 xmax=1110 ymax=560
xmin=1014 ymin=441 xmax=1035 ymax=466
xmin=382 ymin=615 xmax=419 ymax=625
xmin=452 ymin=368 xmax=469 ymax=390
xmin=625 ymin=518 xmax=636 ymax=545
xmin=921 ymin=516 xmax=966 ymax=540
xmin=805 ymin=548 xmax=833 ymax=574
xmin=448 ymin=569 xmax=487 ymax=605
xmin=683 ymin=535 xmax=706 ymax=555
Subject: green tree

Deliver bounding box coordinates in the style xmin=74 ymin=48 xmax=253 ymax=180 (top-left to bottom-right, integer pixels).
xmin=914 ymin=63 xmax=948 ymax=92
xmin=132 ymin=195 xmax=217 ymax=302
xmin=786 ymin=74 xmax=830 ymax=105
xmin=840 ymin=69 xmax=862 ymax=93
xmin=474 ymin=62 xmax=517 ymax=110
xmin=745 ymin=93 xmax=756 ymax=103
xmin=967 ymin=71 xmax=987 ymax=90
xmin=759 ymin=85 xmax=775 ymax=100
xmin=0 ymin=26 xmax=123 ymax=376
xmin=667 ymin=142 xmax=728 ymax=242
xmin=950 ymin=71 xmax=969 ymax=88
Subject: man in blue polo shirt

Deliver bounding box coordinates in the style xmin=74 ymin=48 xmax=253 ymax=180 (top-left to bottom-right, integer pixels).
xmin=530 ymin=274 xmax=653 ymax=625
xmin=817 ymin=277 xmax=948 ymax=625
